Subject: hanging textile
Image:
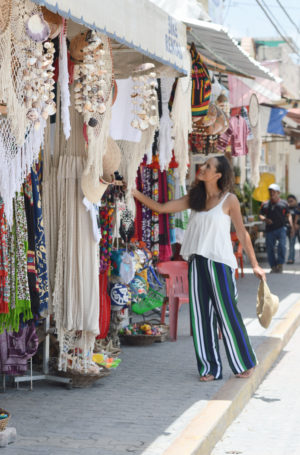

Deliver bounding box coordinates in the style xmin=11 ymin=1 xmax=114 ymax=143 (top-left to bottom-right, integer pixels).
xmin=158 ymin=77 xmax=175 ymax=171
xmin=158 ymin=170 xmax=172 ymax=261
xmin=43 ymin=84 xmax=101 ymax=371
xmin=173 ymin=169 xmax=190 ymax=244
xmin=0 ymin=193 xmax=32 ymax=333
xmin=240 ymin=107 xmax=253 ymax=140
xmin=230 ymin=115 xmax=250 ymax=157
xmin=216 ymin=116 xmax=249 ymax=156
xmin=0 ymin=322 xmax=38 ymax=375
xmin=97 ymin=271 xmax=111 ymax=339
xmin=151 ymin=164 xmax=160 ymax=259
xmin=58 ymin=24 xmax=71 ymax=140
xmin=24 ymin=175 xmax=40 ymax=317
xmin=53 ymin=155 xmax=100 ymax=371
xmin=31 ymin=163 xmax=49 ymax=314
xmin=141 ymin=166 xmax=153 ymax=251
xmin=0 ymin=199 xmax=9 ymax=314
xmin=170 ymin=68 xmax=192 ymax=184
xmin=167 ymin=168 xmax=176 ymax=245
xmin=134 ymin=168 xmax=144 ymax=243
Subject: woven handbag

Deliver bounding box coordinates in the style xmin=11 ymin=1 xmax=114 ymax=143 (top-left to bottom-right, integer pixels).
xmin=190 ymin=43 xmax=211 ymax=118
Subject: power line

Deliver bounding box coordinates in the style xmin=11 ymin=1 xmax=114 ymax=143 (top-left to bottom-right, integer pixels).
xmin=275 ymin=0 xmax=300 ymax=34
xmin=254 ymin=0 xmax=300 ymax=55
xmin=260 ymin=0 xmax=291 ymax=40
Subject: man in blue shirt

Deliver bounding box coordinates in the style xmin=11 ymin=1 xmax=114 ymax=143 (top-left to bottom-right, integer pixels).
xmin=259 ymin=183 xmax=293 ymax=273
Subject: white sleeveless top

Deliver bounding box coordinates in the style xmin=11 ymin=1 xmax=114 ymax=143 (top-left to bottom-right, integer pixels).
xmin=180 ymin=192 xmax=237 ymax=269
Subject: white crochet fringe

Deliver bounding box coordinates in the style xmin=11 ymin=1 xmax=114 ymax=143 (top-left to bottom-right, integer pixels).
xmin=0 ymin=120 xmax=46 ymax=226
xmin=171 ymin=73 xmax=193 ymax=184
xmin=117 ymin=122 xmax=159 ymax=216
xmin=58 ymin=32 xmax=71 ymax=140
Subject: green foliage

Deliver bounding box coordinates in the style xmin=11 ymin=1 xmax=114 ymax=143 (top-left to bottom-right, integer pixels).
xmin=235 ymin=180 xmax=256 ymax=216
xmin=233 ymin=165 xmax=241 ymax=177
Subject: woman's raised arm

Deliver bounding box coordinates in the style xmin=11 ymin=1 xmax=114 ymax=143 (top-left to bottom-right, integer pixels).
xmin=132 ymin=189 xmax=189 ymax=214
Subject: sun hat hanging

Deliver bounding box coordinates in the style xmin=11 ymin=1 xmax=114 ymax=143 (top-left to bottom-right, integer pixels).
xmin=102 ymin=137 xmax=121 ymax=182
xmin=41 ymin=7 xmax=63 ymax=39
xmin=190 ymin=42 xmax=211 ymax=119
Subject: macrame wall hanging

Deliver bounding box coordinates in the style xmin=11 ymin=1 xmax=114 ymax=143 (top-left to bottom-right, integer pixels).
xmin=0 ymin=0 xmax=57 ymax=225
xmin=169 ymin=53 xmax=193 ymax=184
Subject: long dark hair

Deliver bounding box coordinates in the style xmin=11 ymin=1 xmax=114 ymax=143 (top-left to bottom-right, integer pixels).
xmin=188 ymin=156 xmax=233 ymax=211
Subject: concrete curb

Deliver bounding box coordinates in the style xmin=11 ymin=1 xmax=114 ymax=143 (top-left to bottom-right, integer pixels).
xmin=160 ymin=300 xmax=300 ymax=455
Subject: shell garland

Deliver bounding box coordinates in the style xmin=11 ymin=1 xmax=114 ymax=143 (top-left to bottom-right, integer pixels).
xmin=23 ymin=40 xmax=56 ymax=130
xmin=130 ymin=71 xmax=158 ymax=131
xmin=73 ymin=31 xmax=112 ymax=125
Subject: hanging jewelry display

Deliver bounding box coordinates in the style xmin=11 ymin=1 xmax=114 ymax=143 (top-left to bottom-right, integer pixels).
xmin=130 ymin=70 xmax=158 ymax=131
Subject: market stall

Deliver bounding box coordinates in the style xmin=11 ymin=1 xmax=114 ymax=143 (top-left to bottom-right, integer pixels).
xmin=0 ymin=0 xmax=191 ymax=388
xmin=0 ymin=0 xmax=279 ymax=391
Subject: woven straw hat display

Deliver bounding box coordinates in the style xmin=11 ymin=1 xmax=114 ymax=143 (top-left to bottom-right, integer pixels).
xmin=70 ymin=31 xmax=102 ymax=62
xmin=41 ymin=7 xmax=63 ymax=39
xmin=81 ymin=174 xmax=110 ymax=204
xmin=256 ymin=280 xmax=279 ymax=328
xmin=81 ymin=137 xmax=121 ymax=203
xmin=102 ymin=137 xmax=121 ymax=182
xmin=193 ymin=103 xmax=218 ymax=129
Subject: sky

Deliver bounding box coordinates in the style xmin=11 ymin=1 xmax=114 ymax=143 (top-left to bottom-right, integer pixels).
xmin=220 ymin=0 xmax=300 ymax=46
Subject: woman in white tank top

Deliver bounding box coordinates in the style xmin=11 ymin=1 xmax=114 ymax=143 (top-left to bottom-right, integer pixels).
xmin=132 ymin=156 xmax=265 ymax=382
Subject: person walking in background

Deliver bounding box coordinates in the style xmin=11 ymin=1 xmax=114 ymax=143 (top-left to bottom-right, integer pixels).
xmin=286 ymin=194 xmax=300 ymax=264
xmin=259 ymin=183 xmax=293 ymax=273
xmin=133 ymin=156 xmax=265 ymax=382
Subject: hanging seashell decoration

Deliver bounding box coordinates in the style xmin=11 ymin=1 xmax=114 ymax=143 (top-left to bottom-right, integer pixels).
xmin=130 ymin=70 xmax=158 ymax=131
xmin=23 ymin=40 xmax=56 ymax=129
xmin=73 ymin=30 xmax=114 ymax=121
xmin=25 ymin=13 xmax=50 ymax=42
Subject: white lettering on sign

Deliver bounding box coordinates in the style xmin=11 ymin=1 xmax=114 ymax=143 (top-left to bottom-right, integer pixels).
xmin=165 ymin=16 xmax=183 ymax=60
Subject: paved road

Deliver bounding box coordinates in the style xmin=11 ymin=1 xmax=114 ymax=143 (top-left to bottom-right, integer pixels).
xmin=211 ymin=322 xmax=300 ymax=455
xmin=1 ymin=258 xmax=300 ymax=455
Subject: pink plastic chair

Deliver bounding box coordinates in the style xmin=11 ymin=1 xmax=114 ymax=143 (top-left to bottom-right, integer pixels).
xmin=156 ymin=261 xmax=190 ymax=341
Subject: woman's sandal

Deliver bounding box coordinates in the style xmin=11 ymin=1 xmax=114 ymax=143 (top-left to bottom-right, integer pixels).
xmin=235 ymin=367 xmax=254 ymax=379
xmin=199 ymin=374 xmax=215 ymax=382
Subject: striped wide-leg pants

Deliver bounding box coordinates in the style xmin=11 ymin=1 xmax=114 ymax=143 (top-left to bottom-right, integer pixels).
xmin=189 ymin=255 xmax=257 ymax=379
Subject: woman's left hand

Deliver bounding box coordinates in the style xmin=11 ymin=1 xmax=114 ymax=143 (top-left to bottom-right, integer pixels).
xmin=253 ymin=265 xmax=266 ymax=281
